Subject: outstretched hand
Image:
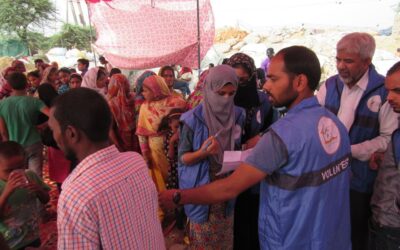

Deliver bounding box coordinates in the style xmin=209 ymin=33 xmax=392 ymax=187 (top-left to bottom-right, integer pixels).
xmin=158 ymin=189 xmax=178 ymax=211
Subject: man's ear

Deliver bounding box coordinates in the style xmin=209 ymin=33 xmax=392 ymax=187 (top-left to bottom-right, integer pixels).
xmin=295 ymin=74 xmax=308 ymax=92
xmin=64 ymin=125 xmax=81 ymax=144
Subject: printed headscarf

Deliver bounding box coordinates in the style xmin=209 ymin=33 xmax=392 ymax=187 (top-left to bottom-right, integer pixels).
xmin=107 ymin=74 xmax=135 ymax=131
xmin=187 ymin=69 xmax=209 ymax=109
xmin=227 ymin=52 xmax=260 ymax=109
xmin=142 ymin=75 xmax=170 ymax=101
xmin=136 ymin=75 xmax=186 ymax=136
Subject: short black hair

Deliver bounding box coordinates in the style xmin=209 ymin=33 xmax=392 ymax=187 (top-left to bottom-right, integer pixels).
xmin=34 ymin=59 xmax=44 ymax=64
xmin=97 ymin=67 xmax=107 ymax=80
xmin=276 ymin=46 xmax=321 ymax=91
xmin=38 ymin=83 xmax=58 ymax=107
xmin=387 ymin=61 xmax=400 ymax=77
xmin=70 ymin=73 xmax=82 ymax=81
xmin=8 ymin=72 xmax=27 ymax=90
xmin=0 ymin=141 xmax=25 ymax=160
xmin=58 ymin=67 xmax=71 ymax=74
xmin=27 ymin=70 xmax=40 ymax=79
xmin=109 ymin=68 xmax=121 ymax=77
xmin=53 ymin=88 xmax=111 ymax=143
xmin=77 ymin=58 xmax=89 ymax=68
xmin=99 ymin=56 xmax=105 ymax=61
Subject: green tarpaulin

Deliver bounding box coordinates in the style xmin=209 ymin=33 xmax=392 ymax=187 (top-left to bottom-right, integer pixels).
xmin=0 ymin=39 xmax=28 ymax=57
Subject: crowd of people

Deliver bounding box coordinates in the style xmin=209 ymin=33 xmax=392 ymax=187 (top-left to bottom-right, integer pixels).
xmin=0 ymin=31 xmax=398 ymax=250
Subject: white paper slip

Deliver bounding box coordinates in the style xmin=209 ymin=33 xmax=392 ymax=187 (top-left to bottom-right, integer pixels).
xmin=217 ymin=149 xmax=253 ymax=176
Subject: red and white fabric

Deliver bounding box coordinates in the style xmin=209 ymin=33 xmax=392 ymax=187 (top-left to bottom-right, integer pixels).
xmin=87 ymin=0 xmax=215 ymax=69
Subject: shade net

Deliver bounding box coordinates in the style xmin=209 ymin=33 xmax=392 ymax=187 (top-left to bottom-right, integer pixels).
xmin=87 ymin=0 xmax=215 ymax=69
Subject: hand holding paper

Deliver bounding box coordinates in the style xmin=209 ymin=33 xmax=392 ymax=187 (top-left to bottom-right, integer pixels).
xmin=217 ymin=149 xmax=253 ymax=175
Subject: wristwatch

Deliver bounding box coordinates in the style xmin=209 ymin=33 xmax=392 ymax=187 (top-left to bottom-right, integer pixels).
xmin=172 ymin=191 xmax=181 ymax=205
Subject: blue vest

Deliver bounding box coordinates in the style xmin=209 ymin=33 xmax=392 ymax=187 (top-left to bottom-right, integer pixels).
xmin=245 ymin=91 xmax=273 ymax=140
xmin=392 ymin=128 xmax=400 ymax=166
xmin=259 ymin=97 xmax=352 ymax=250
xmin=178 ymin=104 xmax=245 ymax=223
xmin=324 ymin=65 xmax=387 ymax=193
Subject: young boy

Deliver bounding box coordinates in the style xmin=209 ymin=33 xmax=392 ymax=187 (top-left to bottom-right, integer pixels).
xmin=0 ymin=141 xmax=50 ymax=250
xmin=26 ymin=70 xmax=41 ymax=97
xmin=69 ymin=73 xmax=82 ymax=89
xmin=57 ymin=68 xmax=71 ymax=94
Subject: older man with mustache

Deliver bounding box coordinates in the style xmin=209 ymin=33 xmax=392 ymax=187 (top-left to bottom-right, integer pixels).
xmin=316 ymin=32 xmax=398 ymax=250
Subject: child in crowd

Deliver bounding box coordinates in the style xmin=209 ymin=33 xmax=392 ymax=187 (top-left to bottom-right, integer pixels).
xmin=0 ymin=141 xmax=50 ymax=250
xmin=57 ymin=68 xmax=71 ymax=94
xmin=158 ymin=108 xmax=186 ymax=229
xmin=69 ymin=73 xmax=82 ymax=89
xmin=26 ymin=70 xmax=41 ymax=97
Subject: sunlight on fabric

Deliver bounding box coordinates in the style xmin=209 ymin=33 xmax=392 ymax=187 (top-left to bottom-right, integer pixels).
xmin=88 ymin=0 xmax=215 ymax=69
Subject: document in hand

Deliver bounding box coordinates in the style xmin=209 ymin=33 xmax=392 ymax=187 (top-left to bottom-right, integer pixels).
xmin=217 ymin=149 xmax=253 ymax=176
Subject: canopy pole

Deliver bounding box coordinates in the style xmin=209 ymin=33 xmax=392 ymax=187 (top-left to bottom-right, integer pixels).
xmin=85 ymin=0 xmax=97 ymax=66
xmin=196 ymin=0 xmax=201 ymax=78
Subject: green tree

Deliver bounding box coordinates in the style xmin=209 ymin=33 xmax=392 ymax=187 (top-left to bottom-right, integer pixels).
xmin=49 ymin=24 xmax=96 ymax=51
xmin=0 ymin=0 xmax=56 ymax=50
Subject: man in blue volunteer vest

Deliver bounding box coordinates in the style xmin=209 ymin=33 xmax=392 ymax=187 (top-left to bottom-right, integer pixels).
xmin=369 ymin=61 xmax=400 ymax=249
xmin=160 ymin=46 xmax=352 ymax=250
xmin=316 ymin=32 xmax=398 ymax=250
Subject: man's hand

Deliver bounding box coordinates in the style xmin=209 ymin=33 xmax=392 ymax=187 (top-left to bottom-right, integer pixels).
xmin=159 ymin=189 xmax=178 ymax=211
xmin=369 ymin=152 xmax=385 ymax=170
xmin=244 ymin=135 xmax=261 ymax=150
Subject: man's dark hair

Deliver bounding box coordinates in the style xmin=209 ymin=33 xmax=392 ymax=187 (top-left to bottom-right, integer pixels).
xmin=0 ymin=141 xmax=25 ymax=159
xmin=77 ymin=58 xmax=89 ymax=69
xmin=8 ymin=72 xmax=27 ymax=90
xmin=58 ymin=67 xmax=71 ymax=75
xmin=34 ymin=59 xmax=44 ymax=64
xmin=109 ymin=68 xmax=122 ymax=77
xmin=97 ymin=67 xmax=107 ymax=80
xmin=27 ymin=70 xmax=40 ymax=79
xmin=70 ymin=73 xmax=82 ymax=81
xmin=276 ymin=46 xmax=321 ymax=91
xmin=53 ymin=88 xmax=111 ymax=143
xmin=387 ymin=61 xmax=400 ymax=77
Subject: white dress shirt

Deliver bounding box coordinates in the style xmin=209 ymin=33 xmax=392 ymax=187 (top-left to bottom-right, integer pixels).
xmin=316 ymin=69 xmax=398 ymax=161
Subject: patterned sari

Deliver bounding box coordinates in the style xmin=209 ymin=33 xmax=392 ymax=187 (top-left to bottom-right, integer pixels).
xmin=186 ymin=69 xmax=209 ymax=110
xmin=137 ymin=75 xmax=186 ymax=180
xmin=107 ymin=74 xmax=140 ymax=152
xmin=137 ymin=75 xmax=186 ymax=220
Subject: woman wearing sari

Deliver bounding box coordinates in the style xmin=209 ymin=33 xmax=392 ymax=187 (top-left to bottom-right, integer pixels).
xmin=40 ymin=66 xmax=58 ymax=89
xmin=107 ymin=74 xmax=140 ymax=153
xmin=133 ymin=71 xmax=156 ymax=125
xmin=136 ymin=75 xmax=186 ymax=194
xmin=81 ymin=67 xmax=108 ymax=96
xmin=186 ymin=69 xmax=209 ymax=110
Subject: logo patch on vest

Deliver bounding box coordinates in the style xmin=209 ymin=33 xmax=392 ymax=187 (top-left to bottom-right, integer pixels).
xmin=234 ymin=124 xmax=242 ymax=140
xmin=318 ymin=116 xmax=341 ymax=154
xmin=256 ymin=110 xmax=261 ymax=124
xmin=367 ymin=95 xmax=381 ymax=113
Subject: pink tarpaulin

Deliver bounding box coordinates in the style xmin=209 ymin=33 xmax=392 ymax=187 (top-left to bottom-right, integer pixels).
xmin=87 ymin=0 xmax=215 ymax=69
